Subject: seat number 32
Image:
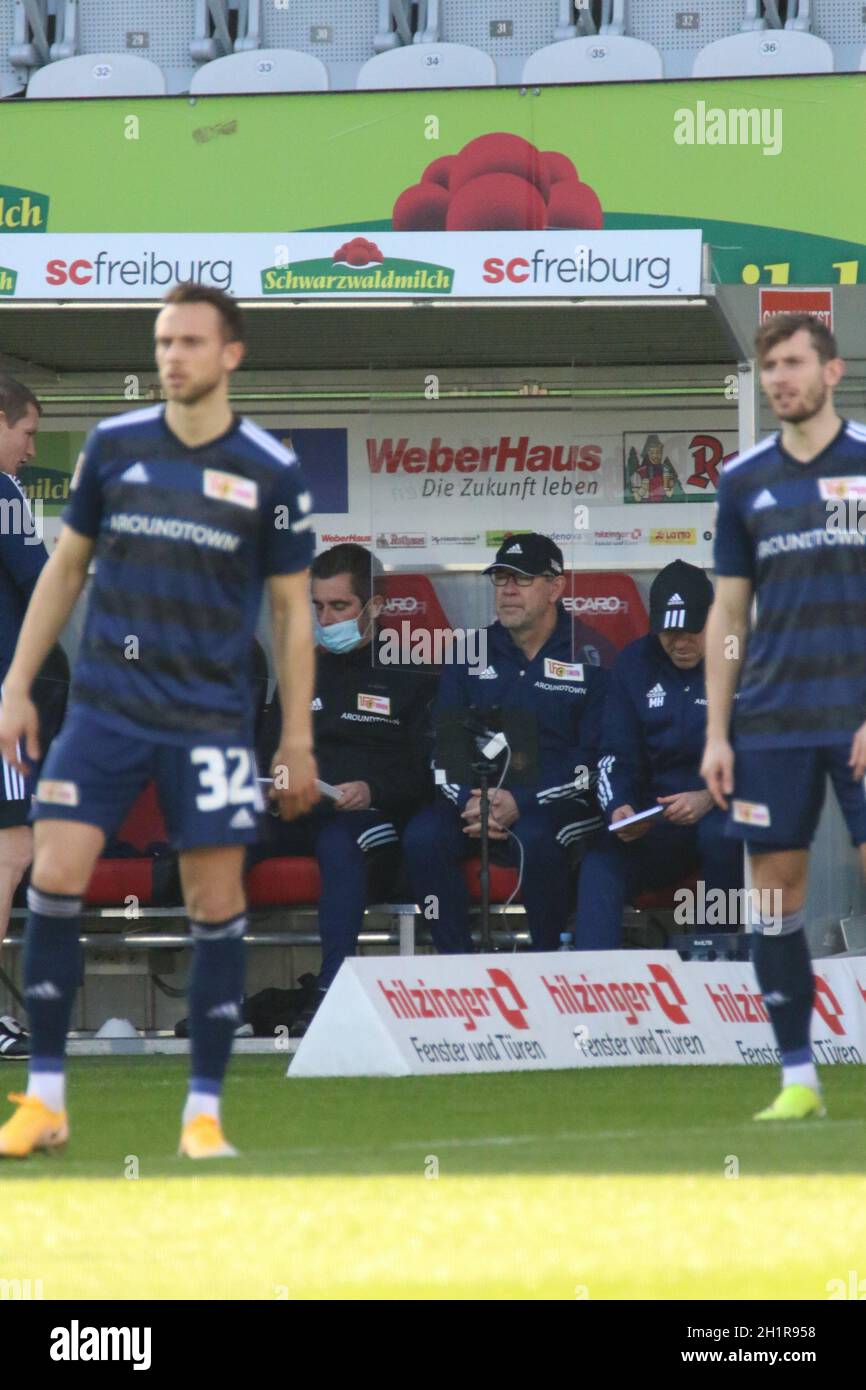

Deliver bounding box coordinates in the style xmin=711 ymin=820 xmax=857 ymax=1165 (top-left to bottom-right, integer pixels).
xmin=191 ymin=747 xmax=256 ymax=811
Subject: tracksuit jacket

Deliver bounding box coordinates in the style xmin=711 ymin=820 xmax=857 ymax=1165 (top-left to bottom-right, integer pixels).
xmin=259 ymin=644 xmax=436 ymax=823
xmin=596 ymin=633 xmax=711 ymax=817
xmin=434 ymin=605 xmax=609 ymax=814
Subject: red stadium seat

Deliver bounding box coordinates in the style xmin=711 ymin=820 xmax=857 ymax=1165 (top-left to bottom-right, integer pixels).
xmin=84 ymin=781 xmax=168 ymax=907
xmin=461 ymin=859 xmax=521 ymax=904
xmin=114 ymin=780 xmax=168 ymax=850
xmin=377 ymin=574 xmax=452 ymax=640
xmin=246 ymin=857 xmax=322 ymax=907
xmin=562 ymin=572 xmax=649 ymax=653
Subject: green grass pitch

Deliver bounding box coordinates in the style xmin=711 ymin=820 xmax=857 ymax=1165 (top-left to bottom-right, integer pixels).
xmin=2 ymin=1058 xmax=864 ymax=1300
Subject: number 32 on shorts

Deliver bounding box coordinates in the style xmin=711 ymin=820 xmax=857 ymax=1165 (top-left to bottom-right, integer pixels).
xmin=191 ymin=747 xmax=257 ymax=812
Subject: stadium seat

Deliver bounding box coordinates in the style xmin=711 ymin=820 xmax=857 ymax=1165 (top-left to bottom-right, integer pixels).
xmin=692 ymin=28 xmax=833 ymax=75
xmin=27 ymin=51 xmax=167 ymax=96
xmin=612 ymin=0 xmax=773 ymax=79
xmin=190 ymin=48 xmax=329 ymax=94
xmin=521 ymin=34 xmax=663 ymax=84
xmin=415 ymin=0 xmax=594 ymax=86
xmin=1 ymin=0 xmax=51 ymax=96
xmin=235 ymin=0 xmax=411 ymax=91
xmin=562 ymin=572 xmax=649 ymax=653
xmin=376 ymin=573 xmax=454 ymax=657
xmin=45 ymin=0 xmax=231 ymax=93
xmin=246 ymin=856 xmax=322 ymax=907
xmin=462 ymin=860 xmax=520 ymax=903
xmin=85 ymin=781 xmax=167 ymax=907
xmin=786 ymin=0 xmax=866 ymax=72
xmin=357 ymin=41 xmax=496 ymax=88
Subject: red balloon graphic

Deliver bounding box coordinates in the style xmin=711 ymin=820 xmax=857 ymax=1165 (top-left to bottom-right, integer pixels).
xmin=541 ymin=150 xmax=580 ymax=189
xmin=392 ymin=182 xmax=450 ymax=231
xmin=421 ymin=155 xmax=455 ymax=190
xmin=446 ymin=172 xmax=548 ymax=231
xmin=547 ymin=180 xmax=603 ymax=229
xmin=449 ymin=132 xmax=550 ymax=203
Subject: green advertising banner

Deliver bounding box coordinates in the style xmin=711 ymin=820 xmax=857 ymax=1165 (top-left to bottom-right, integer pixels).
xmin=0 ymin=76 xmax=863 ymax=284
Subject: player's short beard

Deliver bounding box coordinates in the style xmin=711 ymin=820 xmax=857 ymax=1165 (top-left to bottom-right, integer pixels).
xmin=165 ymin=372 xmax=223 ymax=406
xmin=777 ymin=377 xmax=829 ymax=425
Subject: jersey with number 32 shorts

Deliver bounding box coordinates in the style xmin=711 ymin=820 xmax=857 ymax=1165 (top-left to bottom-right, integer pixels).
xmin=714 ymin=419 xmax=866 ymax=849
xmin=32 ymin=404 xmax=314 ymax=849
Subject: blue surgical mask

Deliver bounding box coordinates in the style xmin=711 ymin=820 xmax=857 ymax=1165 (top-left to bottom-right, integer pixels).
xmin=315 ymin=616 xmax=363 ymax=654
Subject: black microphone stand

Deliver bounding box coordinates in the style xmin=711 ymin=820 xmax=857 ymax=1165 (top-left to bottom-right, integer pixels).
xmin=472 ymin=752 xmax=496 ymax=953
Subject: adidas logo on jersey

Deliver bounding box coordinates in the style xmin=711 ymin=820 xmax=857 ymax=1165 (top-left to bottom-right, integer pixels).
xmin=310 ymin=697 xmax=323 ymax=712
xmin=647 ymin=682 xmax=666 ymax=708
xmin=752 ymin=489 xmax=777 ymax=510
xmin=229 ymin=808 xmax=256 ymax=829
xmin=476 ymin=665 xmax=498 ymax=680
xmin=120 ymin=462 xmax=150 ymax=484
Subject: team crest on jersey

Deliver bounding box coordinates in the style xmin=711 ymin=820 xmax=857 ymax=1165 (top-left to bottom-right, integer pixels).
xmin=358 ymin=693 xmax=390 ymax=716
xmin=36 ymin=779 xmax=79 ymax=807
xmin=544 ymin=658 xmax=584 ymax=682
xmin=203 ymin=469 xmax=258 ymax=510
xmin=819 ymin=477 xmax=866 ymax=501
xmin=732 ymin=799 xmax=771 ymax=827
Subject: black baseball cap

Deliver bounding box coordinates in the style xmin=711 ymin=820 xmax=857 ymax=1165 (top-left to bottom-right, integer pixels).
xmin=484 ymin=533 xmax=564 ymax=578
xmin=650 ymin=560 xmax=714 ymax=634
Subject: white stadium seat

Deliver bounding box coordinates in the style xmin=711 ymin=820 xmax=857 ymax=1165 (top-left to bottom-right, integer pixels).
xmin=522 ymin=34 xmax=663 ymax=85
xmin=47 ymin=0 xmax=229 ymax=93
xmin=27 ymin=51 xmax=167 ymax=97
xmin=692 ymin=29 xmax=834 ymax=77
xmin=611 ymin=0 xmax=773 ymax=79
xmin=1 ymin=0 xmax=50 ymax=97
xmin=190 ymin=48 xmax=329 ymax=94
xmin=786 ymin=0 xmax=866 ymax=73
xmin=235 ymin=0 xmax=411 ymax=91
xmin=415 ymin=0 xmax=593 ymax=86
xmin=358 ymin=41 xmax=496 ymax=89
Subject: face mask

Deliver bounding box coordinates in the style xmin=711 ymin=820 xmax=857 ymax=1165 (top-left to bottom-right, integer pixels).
xmin=315 ymin=616 xmax=363 ymax=654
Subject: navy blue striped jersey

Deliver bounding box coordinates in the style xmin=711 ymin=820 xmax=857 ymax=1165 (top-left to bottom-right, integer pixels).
xmin=0 ymin=470 xmax=47 ymax=681
xmin=64 ymin=404 xmax=314 ymax=745
xmin=714 ymin=418 xmax=866 ymax=750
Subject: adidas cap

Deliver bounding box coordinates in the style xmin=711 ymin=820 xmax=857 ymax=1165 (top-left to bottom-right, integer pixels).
xmin=483 ymin=533 xmax=564 ymax=579
xmin=649 ymin=559 xmax=714 ymax=634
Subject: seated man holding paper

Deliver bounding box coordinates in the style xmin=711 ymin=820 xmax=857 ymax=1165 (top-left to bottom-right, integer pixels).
xmin=574 ymin=560 xmax=743 ymax=949
xmin=403 ymin=534 xmax=609 ymax=953
xmin=253 ymin=543 xmax=436 ymax=1034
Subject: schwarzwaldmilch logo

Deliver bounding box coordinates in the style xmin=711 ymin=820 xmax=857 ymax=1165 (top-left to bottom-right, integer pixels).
xmin=0 ymin=185 xmax=49 ymax=231
xmin=261 ymin=235 xmax=454 ymax=295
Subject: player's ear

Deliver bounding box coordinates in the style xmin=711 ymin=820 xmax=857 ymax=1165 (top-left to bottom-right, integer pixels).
xmin=826 ymin=356 xmax=845 ymax=387
xmin=225 ymin=339 xmax=246 ymax=373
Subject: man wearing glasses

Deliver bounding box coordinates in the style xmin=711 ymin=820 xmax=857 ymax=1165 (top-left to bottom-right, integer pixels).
xmin=403 ymin=534 xmax=608 ymax=952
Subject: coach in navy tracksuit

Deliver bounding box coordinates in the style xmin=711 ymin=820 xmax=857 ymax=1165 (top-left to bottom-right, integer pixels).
xmin=575 ymin=560 xmax=743 ymax=949
xmin=403 ymin=534 xmax=608 ymax=952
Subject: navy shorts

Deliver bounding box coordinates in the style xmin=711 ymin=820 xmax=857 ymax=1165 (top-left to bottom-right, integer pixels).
xmin=32 ymin=706 xmax=264 ymax=852
xmin=726 ymin=744 xmax=866 ymax=852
